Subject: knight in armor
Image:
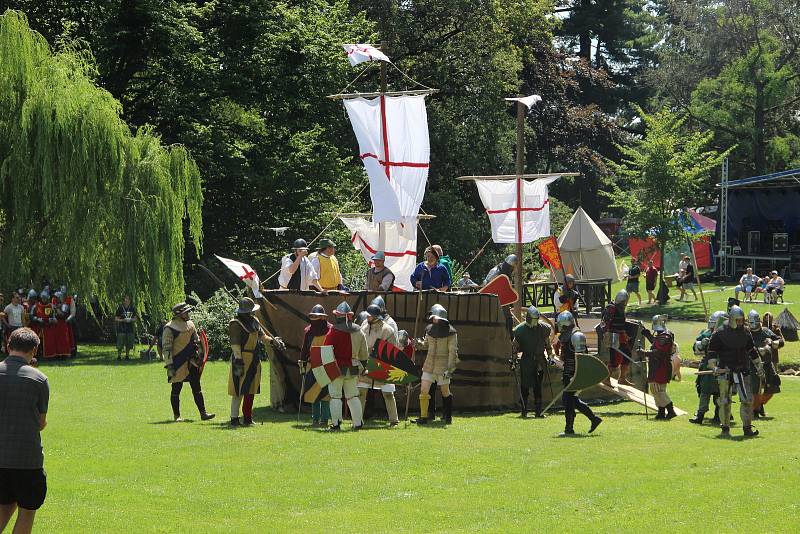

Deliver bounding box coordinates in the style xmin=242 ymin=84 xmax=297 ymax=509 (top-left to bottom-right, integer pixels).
xmin=553 ymin=274 xmax=582 ymax=318
xmin=512 ymin=306 xmax=553 ymax=418
xmin=300 ymin=304 xmax=332 ymax=426
xmin=324 ymin=301 xmax=369 ymax=430
xmin=553 ymin=311 xmax=602 ymax=436
xmin=690 ymin=311 xmax=727 ymax=425
xmin=483 ymin=254 xmax=517 ymax=285
xmin=358 ymin=304 xmax=401 ymax=426
xmin=370 ymin=296 xmax=398 ymax=333
xmin=640 ymin=315 xmax=678 ymax=420
xmin=707 ymin=305 xmax=763 ymax=437
xmin=162 ymin=301 xmax=215 ymax=422
xmin=414 ymin=304 xmax=459 ymax=425
xmin=601 ymin=289 xmax=633 ymax=385
xmin=228 ymin=298 xmax=271 ymax=426
xmin=746 ymin=310 xmax=783 ymax=419
xmin=365 ymin=251 xmax=396 ymax=292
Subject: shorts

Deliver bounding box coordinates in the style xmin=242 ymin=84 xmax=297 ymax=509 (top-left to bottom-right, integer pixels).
xmin=116 ymin=332 xmax=136 ymax=351
xmin=0 ymin=468 xmax=47 ymax=510
xmin=625 ymin=279 xmax=639 ymax=293
xmin=422 ymin=371 xmax=450 ymax=385
xmin=736 ymin=284 xmax=754 ymax=294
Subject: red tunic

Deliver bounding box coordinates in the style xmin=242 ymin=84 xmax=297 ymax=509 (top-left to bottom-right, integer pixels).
xmin=32 ymin=302 xmax=71 ymax=358
xmin=324 ymin=328 xmax=355 ymax=369
xmin=647 ymin=331 xmax=674 ymax=384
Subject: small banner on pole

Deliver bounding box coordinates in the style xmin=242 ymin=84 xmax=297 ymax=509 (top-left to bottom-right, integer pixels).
xmin=537 ymin=236 xmax=563 ymax=271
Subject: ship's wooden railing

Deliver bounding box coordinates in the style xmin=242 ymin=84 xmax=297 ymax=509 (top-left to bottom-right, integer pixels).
xmin=521 ymin=279 xmax=612 ymax=314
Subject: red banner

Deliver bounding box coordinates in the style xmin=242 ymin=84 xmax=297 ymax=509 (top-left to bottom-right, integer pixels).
xmin=537 ymin=236 xmax=563 ymax=271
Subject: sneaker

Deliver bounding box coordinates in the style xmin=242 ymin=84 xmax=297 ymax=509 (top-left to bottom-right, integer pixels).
xmin=200 ymin=412 xmax=216 ymax=421
xmin=242 ymin=417 xmax=253 ymax=426
xmin=589 ymin=417 xmax=603 ymax=433
xmin=174 ymin=416 xmax=183 ymax=422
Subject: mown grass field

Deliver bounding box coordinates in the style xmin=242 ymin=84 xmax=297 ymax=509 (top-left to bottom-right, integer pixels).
xmin=26 ymin=344 xmax=800 ymax=533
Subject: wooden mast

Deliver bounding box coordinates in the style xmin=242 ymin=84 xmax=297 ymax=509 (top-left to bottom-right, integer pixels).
xmin=514 ymin=100 xmax=525 ymax=322
xmin=378 ymin=40 xmax=388 ymax=253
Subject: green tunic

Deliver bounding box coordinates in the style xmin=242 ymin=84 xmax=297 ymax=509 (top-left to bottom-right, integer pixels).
xmin=513 ymin=321 xmax=553 ymax=384
xmin=695 ymin=329 xmax=719 ymax=396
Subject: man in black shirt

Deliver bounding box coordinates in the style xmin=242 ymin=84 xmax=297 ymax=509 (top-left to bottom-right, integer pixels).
xmin=114 ymin=295 xmax=138 ymax=360
xmin=0 ymin=328 xmax=49 ymax=534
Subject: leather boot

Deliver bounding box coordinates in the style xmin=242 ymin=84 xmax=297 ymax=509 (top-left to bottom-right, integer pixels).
xmin=655 ymin=406 xmax=666 ymax=419
xmin=193 ymin=391 xmax=215 ymax=421
xmin=743 ymin=425 xmax=759 ymax=437
xmin=665 ymin=403 xmax=677 ymax=419
xmin=442 ymin=395 xmax=453 ymax=425
xmin=171 ymin=394 xmax=181 ymax=421
xmin=520 ymin=393 xmax=529 ymax=418
xmin=534 ymin=399 xmax=545 ymax=418
xmin=689 ymin=411 xmax=705 ymax=425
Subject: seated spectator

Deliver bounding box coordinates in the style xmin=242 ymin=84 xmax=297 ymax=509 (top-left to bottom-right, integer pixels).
xmin=754 ymin=275 xmax=768 ymax=296
xmin=734 ymin=267 xmax=760 ymax=302
xmin=765 ymin=270 xmax=785 ymax=303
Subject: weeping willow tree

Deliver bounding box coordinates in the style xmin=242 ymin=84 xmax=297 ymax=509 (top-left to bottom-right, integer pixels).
xmin=0 ymin=10 xmax=202 ymax=319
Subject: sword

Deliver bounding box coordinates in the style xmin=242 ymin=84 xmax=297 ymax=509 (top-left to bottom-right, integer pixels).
xmin=508 ymin=351 xmax=524 ymax=414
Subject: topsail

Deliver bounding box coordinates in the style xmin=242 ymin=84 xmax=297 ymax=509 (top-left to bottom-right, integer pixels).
xmin=475 ymin=175 xmax=560 ymax=244
xmin=344 ymin=95 xmax=430 ymax=223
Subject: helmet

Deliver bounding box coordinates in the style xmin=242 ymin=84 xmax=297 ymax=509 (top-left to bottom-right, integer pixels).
xmin=571 ymin=331 xmax=588 ymax=353
xmin=652 ymin=314 xmax=667 ymax=333
xmin=428 ymin=304 xmax=448 ymax=322
xmin=747 ymin=309 xmax=761 ymax=331
xmin=60 ymin=285 xmax=67 ymax=294
xmin=235 ymin=297 xmax=260 ymax=314
xmin=708 ymin=311 xmax=726 ymax=331
xmin=354 ymin=311 xmax=369 ymax=326
xmin=292 ymin=238 xmax=308 ymax=250
xmin=397 ymin=329 xmax=410 ymax=346
xmin=526 ymin=306 xmax=540 ymax=324
xmin=308 ymin=304 xmax=327 ymax=319
xmin=40 ymin=291 xmax=50 ymax=301
xmin=27 ymin=289 xmax=38 ymax=300
xmin=54 ymin=291 xmax=64 ymax=300
xmin=728 ymin=305 xmax=745 ymax=329
xmin=614 ymin=289 xmax=629 ymax=306
xmin=333 ymin=301 xmax=353 ymax=317
xmin=556 ymin=311 xmax=575 ymax=332
xmin=504 ymin=254 xmax=518 ymax=266
xmin=365 ymin=304 xmax=383 ymax=320
xmin=565 ymin=274 xmax=576 ymax=287
xmin=370 ymin=296 xmax=387 ymax=315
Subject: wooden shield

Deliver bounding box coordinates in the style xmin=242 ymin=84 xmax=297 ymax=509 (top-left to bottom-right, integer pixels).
xmin=567 ymin=354 xmax=610 ymax=391
xmin=479 ymin=274 xmax=519 ymax=307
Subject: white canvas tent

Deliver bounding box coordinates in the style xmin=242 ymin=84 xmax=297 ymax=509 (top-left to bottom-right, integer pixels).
xmin=557 ymin=207 xmax=618 ymax=281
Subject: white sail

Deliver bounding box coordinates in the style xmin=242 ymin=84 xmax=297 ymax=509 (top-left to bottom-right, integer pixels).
xmin=475 ymin=176 xmax=560 ymax=243
xmin=340 ymin=217 xmax=417 ymax=291
xmin=343 ymin=44 xmax=390 ymax=66
xmin=344 ymin=95 xmax=430 ymax=223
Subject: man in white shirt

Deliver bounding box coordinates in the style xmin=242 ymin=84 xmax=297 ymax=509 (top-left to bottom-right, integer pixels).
xmin=735 ymin=267 xmax=760 ymax=302
xmin=765 ymin=270 xmax=785 ymax=303
xmin=3 ymin=293 xmax=26 ymax=335
xmin=278 ymin=238 xmax=323 ymax=291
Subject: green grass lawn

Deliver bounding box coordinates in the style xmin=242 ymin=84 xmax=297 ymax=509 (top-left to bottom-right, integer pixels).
xmin=25 ymin=344 xmax=800 ymax=533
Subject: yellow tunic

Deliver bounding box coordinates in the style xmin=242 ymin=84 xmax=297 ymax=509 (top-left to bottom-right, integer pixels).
xmin=162 ymin=318 xmax=200 ymax=383
xmin=317 ymin=254 xmax=342 ymax=290
xmin=228 ymin=318 xmax=263 ymax=396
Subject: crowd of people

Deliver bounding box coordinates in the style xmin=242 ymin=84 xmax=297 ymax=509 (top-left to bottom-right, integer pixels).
xmin=734 ymin=267 xmax=785 ymax=303
xmin=0 ymin=285 xmax=77 ymax=360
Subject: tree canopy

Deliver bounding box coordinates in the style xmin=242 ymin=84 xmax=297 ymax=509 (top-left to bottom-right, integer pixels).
xmin=0 ymin=9 xmax=202 ymax=318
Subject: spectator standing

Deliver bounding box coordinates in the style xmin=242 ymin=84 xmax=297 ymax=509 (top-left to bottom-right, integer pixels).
xmin=364 ymin=251 xmax=395 ymax=292
xmin=310 ymin=239 xmax=344 ymax=291
xmin=625 ymin=262 xmax=642 ymax=306
xmin=114 ymin=295 xmax=138 ymax=360
xmin=645 ymin=260 xmax=659 ymax=304
xmin=278 ymin=238 xmax=322 ymax=292
xmin=0 ymin=328 xmax=49 ymax=534
xmin=411 ymin=246 xmax=451 ymax=291
xmin=455 ymin=272 xmax=480 ymax=290
xmin=677 ymin=260 xmax=697 ymax=301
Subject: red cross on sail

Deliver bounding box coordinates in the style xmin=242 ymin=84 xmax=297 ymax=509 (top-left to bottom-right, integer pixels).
xmin=344 ymin=95 xmax=430 ymax=223
xmin=215 ymin=254 xmax=263 ymax=298
xmin=340 ymin=217 xmax=417 ymax=291
xmin=475 ymin=176 xmax=561 ymax=243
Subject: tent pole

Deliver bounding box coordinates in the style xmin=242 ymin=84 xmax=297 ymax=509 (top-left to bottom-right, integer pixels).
xmin=514 ymin=100 xmax=525 ymax=322
xmin=687 ymin=236 xmax=709 ymax=318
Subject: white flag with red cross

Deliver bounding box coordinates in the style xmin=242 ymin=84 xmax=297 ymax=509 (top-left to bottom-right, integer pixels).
xmin=342 ymin=44 xmax=390 ymax=66
xmin=343 ymin=95 xmax=430 ymax=223
xmin=475 ymin=176 xmax=561 ymax=244
xmin=214 ymin=255 xmax=263 ymax=298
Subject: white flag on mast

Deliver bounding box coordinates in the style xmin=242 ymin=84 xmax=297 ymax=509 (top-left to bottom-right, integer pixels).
xmin=215 ymin=255 xmax=263 ymax=298
xmin=343 ymin=44 xmax=390 ymax=66
xmin=504 ymin=94 xmax=542 ymax=109
xmin=344 ymin=95 xmax=430 ymax=223
xmin=340 ymin=217 xmax=417 ymax=291
xmin=475 ymin=176 xmax=560 ymax=244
